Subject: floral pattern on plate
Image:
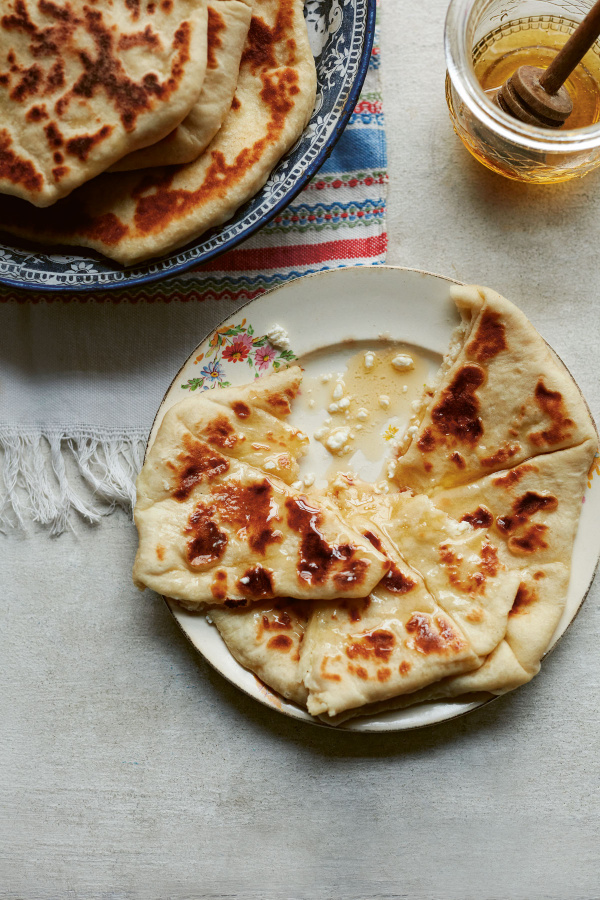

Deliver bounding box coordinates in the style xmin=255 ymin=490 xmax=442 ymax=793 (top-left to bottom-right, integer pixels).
xmin=180 ymin=320 xmax=297 ymax=391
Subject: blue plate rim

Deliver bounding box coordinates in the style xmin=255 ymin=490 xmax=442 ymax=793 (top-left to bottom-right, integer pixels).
xmin=0 ymin=0 xmax=376 ymax=294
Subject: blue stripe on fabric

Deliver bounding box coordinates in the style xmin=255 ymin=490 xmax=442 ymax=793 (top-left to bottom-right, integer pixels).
xmin=319 ymin=127 xmax=387 ymax=174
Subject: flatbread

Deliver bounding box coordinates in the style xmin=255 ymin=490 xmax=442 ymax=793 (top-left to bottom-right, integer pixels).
xmin=0 ymin=0 xmax=317 ymax=262
xmin=0 ymin=0 xmax=208 ymax=206
xmin=327 ymin=442 xmax=595 ymax=722
xmin=392 ymin=285 xmax=597 ymax=495
xmin=330 ymin=478 xmax=520 ymax=658
xmin=111 ymin=0 xmax=253 ymax=171
xmin=210 ymin=599 xmax=312 ymax=705
xmin=133 ymin=372 xmax=389 ymax=608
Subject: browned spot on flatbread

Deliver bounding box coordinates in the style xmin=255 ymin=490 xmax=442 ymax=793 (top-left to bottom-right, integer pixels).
xmin=51 ymin=164 xmax=68 ymax=180
xmin=496 ymin=491 xmax=558 ymax=534
xmin=377 ymin=667 xmax=391 ymax=682
xmin=167 ymin=434 xmax=229 ymax=501
xmin=320 ymin=656 xmax=341 ymax=682
xmin=267 ymin=634 xmax=292 ymax=651
xmin=232 ymin=402 xmax=251 ymax=419
xmin=156 ymin=544 xmax=165 ymax=560
xmin=211 ymin=569 xmax=227 ymax=600
xmin=66 ymin=124 xmax=112 ymax=161
xmin=205 ymin=414 xmax=237 ymax=449
xmin=466 ymin=606 xmax=484 ymax=622
xmin=26 ymin=104 xmax=48 ymax=121
xmin=363 ymin=530 xmax=414 ymax=594
xmin=346 ymin=630 xmax=395 ymax=662
xmin=493 ymin=463 xmax=538 ymax=488
xmin=185 ymin=503 xmax=227 ymax=567
xmin=481 ymin=444 xmax=519 ymax=468
xmin=405 ymin=614 xmax=465 ymax=655
xmin=285 ymin=495 xmax=367 ymax=589
xmin=384 ymin=564 xmax=416 ymax=594
xmin=340 ymin=597 xmax=371 ymax=623
xmin=213 ymin=480 xmax=282 ymax=554
xmin=421 ymin=365 xmax=485 ymax=452
xmin=44 ymin=121 xmax=62 ymax=147
xmin=533 ymin=570 xmax=545 ymax=580
xmin=399 ymin=660 xmax=411 ymax=675
xmin=466 ymin=310 xmax=507 ymax=362
xmin=55 ymin=9 xmax=191 ymax=131
xmin=439 ymin=540 xmax=500 ymax=594
xmin=508 ymin=524 xmax=548 ymax=555
xmin=207 ymin=6 xmax=225 ymax=69
xmin=509 ymin=582 xmax=538 ymax=616
xmin=224 ymin=598 xmax=247 ymax=608
xmin=0 ymin=128 xmax=42 ymax=192
xmin=231 ymin=95 xmax=241 ymax=110
xmin=451 ymin=451 xmax=466 ymax=469
xmin=530 ymin=380 xmax=575 ymax=447
xmin=461 ymin=506 xmax=493 ymax=529
xmin=10 ymin=63 xmax=42 ymax=101
xmin=118 ymin=25 xmax=161 ymax=51
xmin=348 ymin=664 xmax=368 ymax=680
xmin=238 ymin=564 xmax=274 ymax=599
xmin=125 ymin=0 xmax=141 ymax=19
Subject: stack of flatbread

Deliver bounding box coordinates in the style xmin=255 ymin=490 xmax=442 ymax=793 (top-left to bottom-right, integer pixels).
xmin=0 ymin=0 xmax=316 ymax=264
xmin=133 ymin=285 xmax=598 ymax=724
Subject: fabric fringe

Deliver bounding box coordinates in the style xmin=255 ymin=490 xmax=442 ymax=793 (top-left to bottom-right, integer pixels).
xmin=0 ymin=427 xmax=146 ymax=535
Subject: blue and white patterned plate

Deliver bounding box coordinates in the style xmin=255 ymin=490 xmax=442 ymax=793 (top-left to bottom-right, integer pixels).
xmin=0 ymin=0 xmax=376 ymax=292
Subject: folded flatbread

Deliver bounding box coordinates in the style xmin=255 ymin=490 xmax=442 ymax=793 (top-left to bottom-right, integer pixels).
xmin=111 ymin=0 xmax=253 ymax=171
xmin=0 ymin=0 xmax=317 ymax=262
xmin=393 ymin=284 xmax=597 ymax=495
xmin=0 ymin=0 xmax=208 ymax=206
xmin=134 ymin=370 xmax=389 ymax=607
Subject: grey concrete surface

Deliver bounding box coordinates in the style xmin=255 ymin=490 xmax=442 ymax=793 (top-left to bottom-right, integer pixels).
xmin=2 ymin=1 xmax=600 ymax=897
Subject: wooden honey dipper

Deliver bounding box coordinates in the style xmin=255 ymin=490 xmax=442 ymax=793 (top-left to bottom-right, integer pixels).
xmin=495 ymin=0 xmax=600 ymax=127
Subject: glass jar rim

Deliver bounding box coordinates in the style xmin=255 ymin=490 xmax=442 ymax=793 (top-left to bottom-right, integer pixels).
xmin=445 ymin=0 xmax=600 ymax=151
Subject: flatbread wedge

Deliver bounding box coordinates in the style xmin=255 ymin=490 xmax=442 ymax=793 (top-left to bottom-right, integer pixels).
xmin=0 ymin=0 xmax=208 ymax=206
xmin=210 ymin=599 xmax=312 ymax=705
xmin=0 ymin=0 xmax=317 ymax=262
xmin=133 ymin=372 xmax=390 ymax=608
xmin=111 ymin=0 xmax=253 ymax=171
xmin=392 ymin=285 xmax=597 ymax=495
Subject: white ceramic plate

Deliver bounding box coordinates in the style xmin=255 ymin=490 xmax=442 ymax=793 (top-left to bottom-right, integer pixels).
xmin=148 ymin=266 xmax=600 ymax=731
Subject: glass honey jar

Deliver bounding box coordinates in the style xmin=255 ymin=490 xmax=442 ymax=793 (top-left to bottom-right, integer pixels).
xmin=445 ymin=0 xmax=600 ymax=182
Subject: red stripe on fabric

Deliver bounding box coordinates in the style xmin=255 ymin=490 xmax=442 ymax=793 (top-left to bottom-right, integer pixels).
xmin=195 ymin=234 xmax=388 ymax=273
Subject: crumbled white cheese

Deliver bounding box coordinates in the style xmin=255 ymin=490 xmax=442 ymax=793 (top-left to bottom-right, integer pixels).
xmin=308 ymin=399 xmax=315 ymax=408
xmin=406 ymin=424 xmax=418 ymax=437
xmin=332 ymin=383 xmax=344 ymax=401
xmin=402 ymin=385 xmax=408 ymax=393
xmin=291 ymin=480 xmax=303 ymax=490
xmin=328 ymin=402 xmax=340 ymax=413
xmin=386 ymin=460 xmax=396 ymax=479
xmin=264 ymin=460 xmax=276 ymax=471
xmin=205 ymin=614 xmax=214 ymax=625
xmin=314 ymin=426 xmax=328 ymax=440
xmin=338 ymin=397 xmax=350 ymax=409
xmin=380 ymin=483 xmax=390 ymax=494
xmin=320 ymin=373 xmax=332 ymax=384
xmin=297 ymin=431 xmax=307 ymax=441
xmin=266 ymin=324 xmax=290 ymax=350
xmin=379 ymin=394 xmax=390 ymax=410
xmin=410 ymin=399 xmax=421 ymax=412
xmin=356 ymin=408 xmax=369 ymax=421
xmin=364 ymin=351 xmax=375 ymax=370
xmin=303 ymin=472 xmax=315 ymax=488
xmin=324 ymin=418 xmax=332 ymax=426
xmin=391 ymin=354 xmax=414 ymax=372
xmin=355 ymin=424 xmax=363 ymax=431
xmin=240 ymin=576 xmax=250 ymax=585
xmin=326 ymin=427 xmax=351 ymax=453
